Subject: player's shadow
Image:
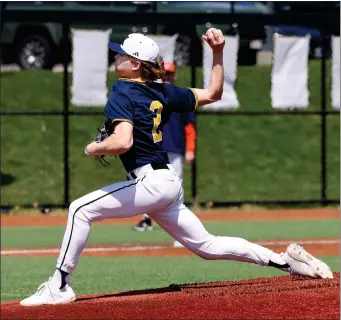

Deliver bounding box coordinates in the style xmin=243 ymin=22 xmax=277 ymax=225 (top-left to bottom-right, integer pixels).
xmin=76 ymin=284 xmax=182 ymax=302
xmin=0 ymin=171 xmax=16 ymax=187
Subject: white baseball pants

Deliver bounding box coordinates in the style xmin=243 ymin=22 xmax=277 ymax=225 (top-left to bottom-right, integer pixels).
xmin=56 ymin=165 xmax=274 ymax=274
xmin=143 ymin=152 xmax=183 ymax=220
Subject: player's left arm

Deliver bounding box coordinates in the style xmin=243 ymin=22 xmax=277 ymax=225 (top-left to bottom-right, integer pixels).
xmin=86 ymin=121 xmax=133 ymax=157
xmin=85 ymin=90 xmax=134 ymax=158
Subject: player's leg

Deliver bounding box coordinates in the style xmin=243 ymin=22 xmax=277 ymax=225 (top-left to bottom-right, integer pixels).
xmin=133 ymin=213 xmax=153 ymax=231
xmin=56 ymin=174 xmax=180 ymax=273
xmin=21 ymin=172 xmax=182 ymax=306
xmin=55 ymin=178 xmax=163 ymax=275
xmin=167 ymin=151 xmax=186 ymax=248
xmin=150 ymin=204 xmax=274 ymax=265
xmin=149 ymin=204 xmax=333 ymax=279
xmin=133 ymin=152 xmax=183 ymax=232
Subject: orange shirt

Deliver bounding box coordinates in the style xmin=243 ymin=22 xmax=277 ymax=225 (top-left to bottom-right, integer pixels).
xmin=185 ymin=123 xmax=196 ymax=153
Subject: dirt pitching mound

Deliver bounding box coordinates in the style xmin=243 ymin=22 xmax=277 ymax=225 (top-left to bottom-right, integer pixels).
xmin=2 ymin=273 xmax=339 ymax=319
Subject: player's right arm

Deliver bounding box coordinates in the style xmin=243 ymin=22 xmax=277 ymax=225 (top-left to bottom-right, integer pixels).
xmin=191 ymin=28 xmax=225 ymax=107
xmin=166 ymin=28 xmax=224 ymax=113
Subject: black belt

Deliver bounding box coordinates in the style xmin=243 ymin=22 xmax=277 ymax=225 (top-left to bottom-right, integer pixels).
xmin=151 ymin=163 xmax=169 ymax=171
xmin=127 ymin=163 xmax=169 ymax=180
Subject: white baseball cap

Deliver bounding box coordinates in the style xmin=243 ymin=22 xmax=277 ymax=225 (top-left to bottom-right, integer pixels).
xmin=109 ymin=33 xmax=159 ymax=64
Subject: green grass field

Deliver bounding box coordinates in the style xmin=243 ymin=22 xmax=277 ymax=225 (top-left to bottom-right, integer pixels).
xmin=1 ymin=220 xmax=340 ymax=248
xmin=1 ymin=61 xmax=339 ymax=205
xmin=1 ymin=218 xmax=339 ymax=302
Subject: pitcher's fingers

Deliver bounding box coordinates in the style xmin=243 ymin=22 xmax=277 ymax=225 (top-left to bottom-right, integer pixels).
xmin=207 ymin=29 xmax=215 ymax=40
xmin=211 ymin=29 xmax=220 ymax=41
xmin=217 ymin=29 xmax=224 ymax=39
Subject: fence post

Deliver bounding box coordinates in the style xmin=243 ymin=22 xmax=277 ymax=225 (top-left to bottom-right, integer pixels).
xmin=0 ymin=2 xmax=8 ymax=106
xmin=190 ymin=60 xmax=199 ymax=209
xmin=320 ymin=28 xmax=328 ymax=206
xmin=62 ymin=22 xmax=70 ymax=208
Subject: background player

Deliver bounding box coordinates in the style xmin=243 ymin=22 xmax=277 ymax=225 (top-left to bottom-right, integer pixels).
xmin=133 ymin=61 xmax=196 ymax=235
xmin=20 ymin=29 xmax=333 ymax=307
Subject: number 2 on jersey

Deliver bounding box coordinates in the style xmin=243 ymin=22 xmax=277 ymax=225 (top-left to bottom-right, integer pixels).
xmin=150 ymin=101 xmax=163 ymax=143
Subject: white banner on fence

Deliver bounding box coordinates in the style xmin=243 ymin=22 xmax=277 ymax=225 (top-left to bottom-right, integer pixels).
xmin=271 ymin=35 xmax=310 ymax=109
xmin=71 ymin=29 xmax=111 ymax=107
xmin=332 ymin=36 xmax=340 ymax=109
xmin=202 ymin=36 xmax=239 ymax=110
xmin=148 ymin=34 xmax=178 ymax=63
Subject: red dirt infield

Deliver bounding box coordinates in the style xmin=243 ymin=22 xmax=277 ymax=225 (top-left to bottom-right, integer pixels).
xmin=2 ymin=274 xmax=339 ymax=319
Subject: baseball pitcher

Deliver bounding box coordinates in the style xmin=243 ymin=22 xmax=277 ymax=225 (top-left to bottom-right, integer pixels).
xmin=21 ymin=29 xmax=333 ymax=306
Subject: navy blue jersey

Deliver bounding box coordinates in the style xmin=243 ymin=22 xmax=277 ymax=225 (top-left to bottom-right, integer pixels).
xmin=162 ymin=112 xmax=196 ymax=156
xmin=104 ymin=78 xmax=198 ymax=173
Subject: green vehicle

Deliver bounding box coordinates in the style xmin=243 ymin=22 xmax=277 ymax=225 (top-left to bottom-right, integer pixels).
xmin=0 ymin=1 xmax=271 ymax=70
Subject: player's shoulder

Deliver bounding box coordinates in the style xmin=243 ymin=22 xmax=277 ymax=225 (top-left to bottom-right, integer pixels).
xmin=111 ymin=79 xmax=135 ymax=96
xmin=162 ymin=82 xmax=190 ymax=94
xmin=160 ymin=82 xmax=194 ymax=101
xmin=113 ymin=78 xmax=155 ymax=98
xmin=105 ymin=80 xmax=137 ymax=111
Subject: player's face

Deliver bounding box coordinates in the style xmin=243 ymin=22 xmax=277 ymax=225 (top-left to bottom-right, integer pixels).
xmin=114 ymin=54 xmax=136 ymax=77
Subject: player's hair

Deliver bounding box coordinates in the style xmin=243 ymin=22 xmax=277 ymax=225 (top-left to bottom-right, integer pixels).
xmin=129 ymin=56 xmax=165 ymax=82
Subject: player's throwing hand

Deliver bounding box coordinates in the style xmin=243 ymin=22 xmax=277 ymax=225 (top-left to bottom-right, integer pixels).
xmin=202 ymin=28 xmax=225 ymax=53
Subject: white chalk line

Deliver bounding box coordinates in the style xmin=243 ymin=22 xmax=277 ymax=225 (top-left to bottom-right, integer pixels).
xmin=1 ymin=239 xmax=339 ymax=256
xmin=257 ymin=239 xmax=339 ymax=246
xmin=0 ymin=245 xmax=169 ymax=255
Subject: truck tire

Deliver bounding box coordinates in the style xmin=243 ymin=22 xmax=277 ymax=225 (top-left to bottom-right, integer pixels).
xmin=173 ymin=34 xmax=191 ymax=67
xmin=15 ymin=34 xmax=55 ymax=70
xmin=171 ymin=33 xmax=203 ymax=67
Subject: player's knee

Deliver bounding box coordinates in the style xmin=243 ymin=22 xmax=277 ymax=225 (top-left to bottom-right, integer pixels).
xmin=68 ymin=201 xmax=78 ymax=217
xmin=197 ymin=249 xmax=220 ymax=260
xmin=195 ymin=236 xmax=251 ymax=260
xmin=197 ymin=251 xmax=218 ymax=260
xmin=193 ymin=235 xmax=222 ymax=260
xmin=196 ymin=252 xmax=211 ymax=260
xmin=68 ymin=200 xmax=91 ymax=222
xmin=68 ymin=199 xmax=83 ymax=216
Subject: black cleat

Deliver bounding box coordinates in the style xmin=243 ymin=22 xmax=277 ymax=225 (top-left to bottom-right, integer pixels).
xmin=133 ymin=217 xmax=153 ymax=231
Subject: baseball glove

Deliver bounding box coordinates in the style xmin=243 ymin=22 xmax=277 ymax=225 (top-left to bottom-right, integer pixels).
xmin=86 ymin=119 xmax=114 ymax=166
xmin=94 ymin=119 xmax=114 ymax=143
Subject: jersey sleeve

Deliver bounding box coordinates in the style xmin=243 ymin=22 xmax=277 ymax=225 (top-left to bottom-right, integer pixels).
xmin=166 ymin=84 xmax=198 ymax=112
xmin=185 ymin=111 xmax=196 ymax=125
xmin=104 ymin=91 xmax=134 ymax=125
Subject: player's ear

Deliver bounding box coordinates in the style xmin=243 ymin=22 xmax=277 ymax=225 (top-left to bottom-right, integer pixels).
xmin=131 ymin=59 xmax=141 ymax=71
